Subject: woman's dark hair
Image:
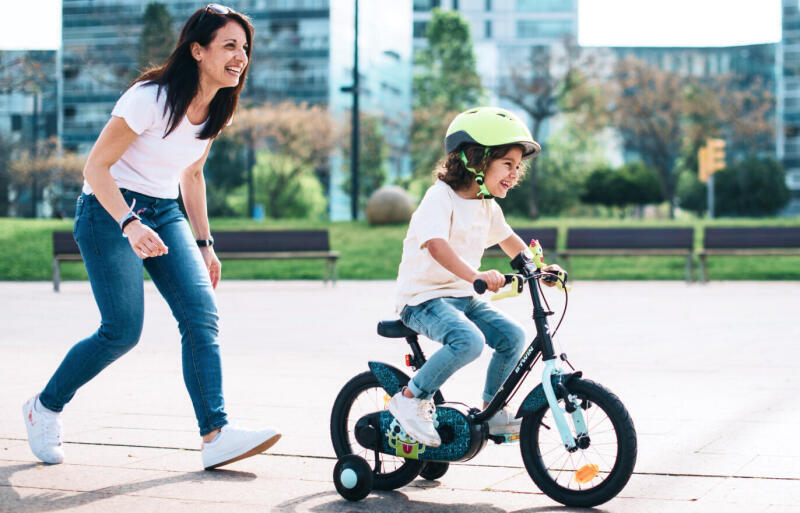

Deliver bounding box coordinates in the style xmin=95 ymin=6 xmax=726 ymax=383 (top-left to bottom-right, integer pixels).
xmin=436 ymin=144 xmax=528 ymax=191
xmin=132 ymin=6 xmax=254 ymax=140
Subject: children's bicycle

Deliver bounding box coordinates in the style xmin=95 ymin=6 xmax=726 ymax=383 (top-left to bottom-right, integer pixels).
xmin=329 ymin=242 xmax=637 ymax=507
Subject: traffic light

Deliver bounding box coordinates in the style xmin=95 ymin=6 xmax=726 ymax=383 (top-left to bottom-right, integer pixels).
xmin=698 ymin=138 xmax=725 ymax=183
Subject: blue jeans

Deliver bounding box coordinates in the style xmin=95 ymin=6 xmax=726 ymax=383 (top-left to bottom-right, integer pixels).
xmin=400 ymin=297 xmax=527 ymax=403
xmin=39 ymin=191 xmax=227 ymax=435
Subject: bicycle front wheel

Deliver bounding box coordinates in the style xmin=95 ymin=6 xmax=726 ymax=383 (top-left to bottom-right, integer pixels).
xmin=520 ymin=378 xmax=637 ymax=508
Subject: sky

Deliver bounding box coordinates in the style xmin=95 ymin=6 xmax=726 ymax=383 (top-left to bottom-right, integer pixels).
xmin=0 ymin=0 xmax=784 ymax=51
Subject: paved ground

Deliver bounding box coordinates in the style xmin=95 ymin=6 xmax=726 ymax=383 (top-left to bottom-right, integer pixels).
xmin=1 ymin=279 xmax=799 ymax=512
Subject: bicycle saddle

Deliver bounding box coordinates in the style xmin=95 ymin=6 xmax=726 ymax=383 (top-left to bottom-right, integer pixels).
xmin=377 ymin=320 xmax=418 ymax=339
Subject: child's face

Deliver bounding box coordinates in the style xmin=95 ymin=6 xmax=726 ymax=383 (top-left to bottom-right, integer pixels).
xmin=483 ymin=146 xmax=523 ymax=198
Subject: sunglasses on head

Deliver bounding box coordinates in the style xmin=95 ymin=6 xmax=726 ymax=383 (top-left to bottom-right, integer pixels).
xmin=197 ymin=3 xmax=232 ymax=25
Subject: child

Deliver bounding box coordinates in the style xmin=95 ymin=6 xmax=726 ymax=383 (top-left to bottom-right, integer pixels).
xmin=389 ymin=106 xmax=564 ymax=447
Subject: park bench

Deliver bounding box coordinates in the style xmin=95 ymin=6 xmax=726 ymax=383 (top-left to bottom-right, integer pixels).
xmin=560 ymin=227 xmax=695 ymax=283
xmin=484 ymin=227 xmax=558 ymax=259
xmin=698 ymin=226 xmax=800 ymax=283
xmin=52 ymin=229 xmax=340 ymax=292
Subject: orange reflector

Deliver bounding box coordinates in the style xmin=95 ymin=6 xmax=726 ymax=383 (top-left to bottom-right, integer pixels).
xmin=383 ymin=394 xmax=391 ymax=408
xmin=574 ymin=464 xmax=599 ymax=484
xmin=405 ymin=354 xmax=412 ymax=367
xmin=508 ymin=434 xmax=520 ymax=441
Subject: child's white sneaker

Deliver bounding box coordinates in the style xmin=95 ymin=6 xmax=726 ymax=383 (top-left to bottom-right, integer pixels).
xmin=22 ymin=395 xmax=64 ymax=464
xmin=387 ymin=391 xmax=441 ymax=447
xmin=487 ymin=407 xmax=522 ymax=436
xmin=201 ymin=424 xmax=281 ymax=470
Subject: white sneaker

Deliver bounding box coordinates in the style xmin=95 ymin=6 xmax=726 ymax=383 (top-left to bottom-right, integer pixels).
xmin=487 ymin=407 xmax=522 ymax=436
xmin=201 ymin=424 xmax=281 ymax=470
xmin=22 ymin=395 xmax=64 ymax=464
xmin=387 ymin=392 xmax=441 ymax=447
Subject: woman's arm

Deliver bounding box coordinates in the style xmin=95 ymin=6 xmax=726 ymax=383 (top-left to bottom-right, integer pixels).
xmin=426 ymin=238 xmax=506 ymax=292
xmin=180 ymin=141 xmax=220 ymax=288
xmin=83 ymin=116 xmax=168 ymax=258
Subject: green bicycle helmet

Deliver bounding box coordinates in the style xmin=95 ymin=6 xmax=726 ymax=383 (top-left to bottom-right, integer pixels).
xmin=445 ymin=106 xmax=541 ymax=158
xmin=444 ymin=106 xmax=541 ymax=197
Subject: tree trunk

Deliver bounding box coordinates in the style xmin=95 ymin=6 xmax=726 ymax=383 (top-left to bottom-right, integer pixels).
xmin=246 ymin=132 xmax=255 ymax=218
xmin=527 ymin=119 xmax=542 ymax=219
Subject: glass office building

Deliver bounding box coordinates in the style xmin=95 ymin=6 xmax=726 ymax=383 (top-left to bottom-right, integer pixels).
xmin=61 ymin=0 xmax=412 ymax=219
xmin=780 ymin=0 xmax=800 ymax=213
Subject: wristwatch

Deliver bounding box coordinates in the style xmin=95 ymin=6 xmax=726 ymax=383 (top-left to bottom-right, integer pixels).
xmin=196 ymin=236 xmax=214 ymax=247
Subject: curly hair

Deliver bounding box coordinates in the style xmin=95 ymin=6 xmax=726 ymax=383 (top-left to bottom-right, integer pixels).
xmin=435 ymin=144 xmax=528 ymax=192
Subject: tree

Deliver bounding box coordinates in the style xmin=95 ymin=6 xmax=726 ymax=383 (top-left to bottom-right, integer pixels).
xmin=227 ymin=101 xmax=338 ymax=216
xmin=411 ymin=9 xmax=483 ymax=179
xmin=139 ymin=2 xmax=175 ymax=72
xmin=204 ymin=134 xmax=247 ymax=216
xmin=8 ymin=137 xmax=86 ymax=217
xmin=608 ymin=57 xmax=773 ymax=218
xmin=499 ymin=39 xmax=604 ymax=219
xmin=500 ymin=118 xmax=607 ymax=217
xmin=341 ymin=113 xmax=388 ymax=209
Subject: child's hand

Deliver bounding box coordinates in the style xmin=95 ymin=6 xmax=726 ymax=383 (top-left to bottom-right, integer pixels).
xmin=542 ymin=264 xmax=565 ymax=288
xmin=474 ymin=270 xmax=506 ymax=293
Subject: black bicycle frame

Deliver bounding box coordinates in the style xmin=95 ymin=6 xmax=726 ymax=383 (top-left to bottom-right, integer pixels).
xmin=471 ymin=253 xmax=558 ymax=423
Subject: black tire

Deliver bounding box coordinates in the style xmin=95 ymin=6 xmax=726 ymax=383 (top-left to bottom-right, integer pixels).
xmin=520 ymin=378 xmax=637 ymax=508
xmin=331 ymin=371 xmax=423 ymax=490
xmin=419 ymin=461 xmax=449 ymax=481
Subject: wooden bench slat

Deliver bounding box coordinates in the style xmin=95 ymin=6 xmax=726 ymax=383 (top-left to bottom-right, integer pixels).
xmin=699 ymin=227 xmax=800 ymax=283
xmin=52 ymin=229 xmax=338 ymax=291
xmin=566 ymin=227 xmax=694 ymax=250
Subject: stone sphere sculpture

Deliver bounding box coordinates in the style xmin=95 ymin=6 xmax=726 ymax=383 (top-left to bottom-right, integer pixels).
xmin=365 ymin=186 xmax=415 ymax=225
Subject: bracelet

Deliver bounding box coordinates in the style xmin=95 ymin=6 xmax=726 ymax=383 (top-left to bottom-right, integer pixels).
xmin=196 ymin=236 xmax=214 ymax=247
xmin=119 ymin=212 xmax=141 ymax=236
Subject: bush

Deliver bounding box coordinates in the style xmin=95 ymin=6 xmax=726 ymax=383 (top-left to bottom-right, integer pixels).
xmin=252 ymin=152 xmax=327 ymax=219
xmin=714 ymin=157 xmax=789 ymax=217
xmin=581 ymin=162 xmax=662 ymax=210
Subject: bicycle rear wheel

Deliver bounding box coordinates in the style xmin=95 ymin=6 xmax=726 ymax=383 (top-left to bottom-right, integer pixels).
xmin=520 ymin=378 xmax=637 ymax=507
xmin=330 ymin=371 xmax=423 ymax=490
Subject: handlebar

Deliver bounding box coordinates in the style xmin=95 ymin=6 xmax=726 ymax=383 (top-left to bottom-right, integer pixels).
xmin=473 ymin=269 xmax=563 ymax=294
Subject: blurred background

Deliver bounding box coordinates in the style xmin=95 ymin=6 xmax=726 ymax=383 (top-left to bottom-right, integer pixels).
xmin=1 ymin=0 xmax=798 ymax=282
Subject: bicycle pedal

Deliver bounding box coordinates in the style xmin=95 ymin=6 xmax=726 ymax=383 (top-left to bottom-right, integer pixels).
xmin=487 ymin=433 xmax=520 ymax=444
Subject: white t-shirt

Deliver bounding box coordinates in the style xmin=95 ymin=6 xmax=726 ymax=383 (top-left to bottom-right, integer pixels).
xmin=82 ymin=81 xmax=210 ymax=199
xmin=395 ymin=180 xmax=514 ymax=312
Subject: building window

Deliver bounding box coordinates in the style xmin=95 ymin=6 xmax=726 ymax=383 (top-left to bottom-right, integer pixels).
xmin=516 ymin=19 xmax=574 ymax=39
xmin=516 ymin=0 xmax=575 ymax=12
xmin=413 ymin=21 xmax=429 ymax=38
xmin=413 ymin=0 xmax=441 ymax=10
xmin=453 ymin=0 xmax=459 ymax=10
xmin=485 ymin=0 xmax=492 ymax=10
xmin=11 ymin=114 xmax=22 ymax=132
xmin=485 ymin=20 xmax=492 ymax=38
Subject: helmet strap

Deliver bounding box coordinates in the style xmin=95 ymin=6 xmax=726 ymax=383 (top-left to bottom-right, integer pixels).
xmin=460 ymin=148 xmax=492 ymax=198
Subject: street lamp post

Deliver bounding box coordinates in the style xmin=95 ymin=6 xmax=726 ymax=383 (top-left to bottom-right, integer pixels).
xmin=341 ymin=0 xmax=360 ymax=221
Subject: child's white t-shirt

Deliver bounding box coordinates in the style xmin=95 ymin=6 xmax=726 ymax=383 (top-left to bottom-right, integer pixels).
xmin=82 ymin=81 xmax=210 ymax=199
xmin=395 ymin=180 xmax=514 ymax=312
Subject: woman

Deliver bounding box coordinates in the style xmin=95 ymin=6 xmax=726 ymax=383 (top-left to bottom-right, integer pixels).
xmin=22 ymin=4 xmax=280 ymax=470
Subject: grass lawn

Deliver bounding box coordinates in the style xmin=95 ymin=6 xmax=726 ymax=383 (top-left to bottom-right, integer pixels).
xmin=2 ymin=216 xmax=800 ymax=282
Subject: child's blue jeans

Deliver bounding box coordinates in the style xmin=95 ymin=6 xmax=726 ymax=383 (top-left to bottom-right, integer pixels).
xmin=399 ymin=296 xmax=527 ymax=403
xmin=39 ymin=191 xmax=227 ymax=436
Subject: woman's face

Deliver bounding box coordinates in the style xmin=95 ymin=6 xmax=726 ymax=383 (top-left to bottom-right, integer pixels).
xmin=483 ymin=146 xmax=523 ymax=198
xmin=193 ymin=20 xmax=249 ymax=90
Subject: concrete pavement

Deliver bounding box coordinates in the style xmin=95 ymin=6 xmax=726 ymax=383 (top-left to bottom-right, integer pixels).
xmin=1 ymin=279 xmax=799 ymax=512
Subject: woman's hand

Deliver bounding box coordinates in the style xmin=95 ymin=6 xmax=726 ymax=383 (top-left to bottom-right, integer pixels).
xmin=542 ymin=264 xmax=565 ymax=288
xmin=123 ymin=221 xmax=168 ymax=259
xmin=200 ymin=246 xmax=221 ymax=289
xmin=473 ymin=269 xmax=506 ymax=293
